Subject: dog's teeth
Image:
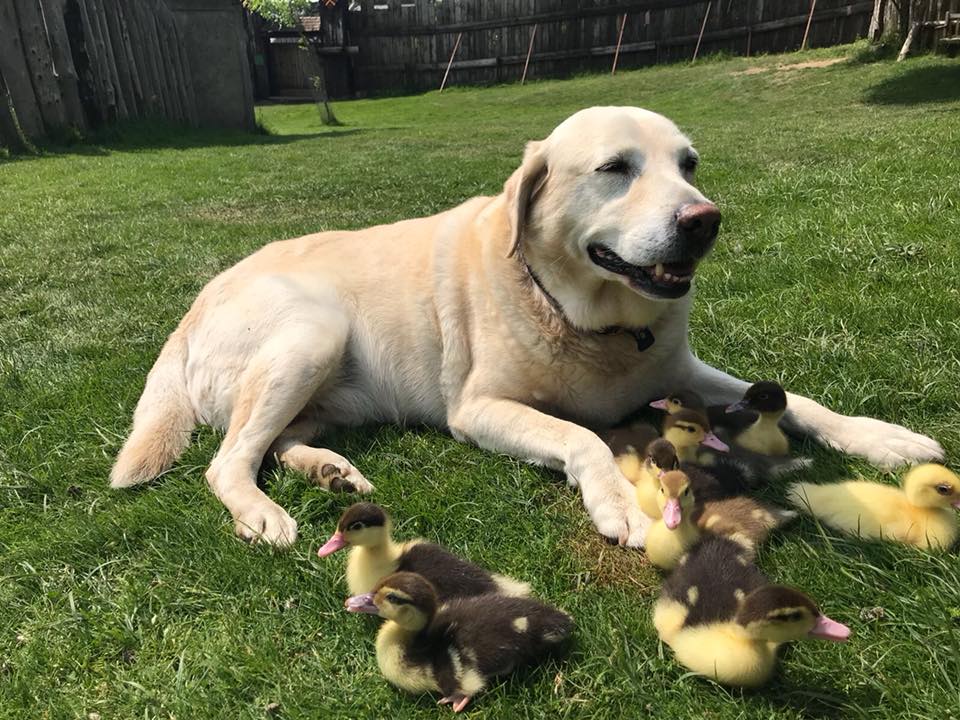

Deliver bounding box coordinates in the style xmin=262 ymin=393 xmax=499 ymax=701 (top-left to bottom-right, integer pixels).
xmin=655 ymin=263 xmax=664 ymax=279
xmin=664 ymin=273 xmax=674 ymax=281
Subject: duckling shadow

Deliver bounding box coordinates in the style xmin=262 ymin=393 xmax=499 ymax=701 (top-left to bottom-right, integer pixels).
xmin=757 ymin=675 xmax=881 ymax=719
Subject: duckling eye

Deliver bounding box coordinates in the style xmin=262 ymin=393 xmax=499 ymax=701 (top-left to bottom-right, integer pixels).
xmin=683 ymin=488 xmax=690 ymax=496
xmin=385 ymin=593 xmax=410 ymax=605
xmin=935 ymin=484 xmax=952 ymax=496
xmin=686 ymin=427 xmax=695 ymax=433
xmin=347 ymin=521 xmax=366 ymax=531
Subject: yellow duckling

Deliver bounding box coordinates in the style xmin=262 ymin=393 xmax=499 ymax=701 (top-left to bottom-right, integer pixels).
xmin=318 ymin=503 xmax=530 ymax=598
xmin=723 ymin=381 xmax=790 ymax=456
xmin=625 ymin=438 xmax=681 ymax=519
xmin=346 ymin=572 xmax=573 ymax=712
xmin=645 ymin=470 xmax=700 ymax=570
xmin=662 ymin=409 xmax=729 ymax=463
xmin=653 ymin=537 xmax=850 ymax=687
xmin=787 ymin=464 xmax=960 ymax=550
xmin=645 ymin=471 xmax=796 ymax=569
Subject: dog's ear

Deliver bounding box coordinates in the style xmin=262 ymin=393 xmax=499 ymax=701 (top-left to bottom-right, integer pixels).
xmin=504 ymin=140 xmax=548 ymax=258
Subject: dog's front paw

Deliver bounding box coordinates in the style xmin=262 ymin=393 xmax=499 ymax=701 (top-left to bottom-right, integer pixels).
xmin=831 ymin=416 xmax=944 ymax=469
xmin=234 ymin=501 xmax=298 ymax=547
xmin=579 ymin=470 xmax=651 ymax=548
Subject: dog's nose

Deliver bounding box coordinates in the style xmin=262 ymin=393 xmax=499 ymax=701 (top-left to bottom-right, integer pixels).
xmin=676 ymin=202 xmax=721 ymax=254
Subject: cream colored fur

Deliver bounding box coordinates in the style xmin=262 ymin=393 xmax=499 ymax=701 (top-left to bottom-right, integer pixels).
xmin=110 ymin=106 xmax=944 ymax=548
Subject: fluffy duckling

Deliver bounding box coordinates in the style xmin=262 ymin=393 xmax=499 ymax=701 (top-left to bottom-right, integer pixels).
xmin=787 ymin=464 xmax=960 ymax=550
xmin=645 ymin=471 xmax=795 ymax=569
xmin=653 ymin=537 xmax=850 ymax=687
xmin=318 ymin=503 xmax=530 ymax=598
xmin=602 ymin=422 xmax=660 ymax=460
xmin=347 ymin=572 xmax=573 ymax=712
xmin=662 ymin=409 xmax=729 ymax=463
xmin=723 ymin=381 xmax=790 ymax=456
xmin=625 ymin=438 xmax=681 ymax=518
xmin=645 ymin=470 xmax=700 ymax=570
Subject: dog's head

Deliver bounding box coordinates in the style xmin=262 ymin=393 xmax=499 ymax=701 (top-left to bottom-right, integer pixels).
xmin=505 ymin=107 xmax=719 ymax=329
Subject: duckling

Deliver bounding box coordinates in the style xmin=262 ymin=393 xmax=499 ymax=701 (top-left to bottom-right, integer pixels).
xmin=662 ymin=409 xmax=729 ymax=463
xmin=601 ymin=422 xmax=660 ymax=460
xmin=649 ymin=390 xmax=708 ymax=416
xmin=625 ymin=438 xmax=681 ymax=518
xmin=645 ymin=470 xmax=701 ymax=570
xmin=653 ymin=537 xmax=850 ymax=687
xmin=645 ymin=471 xmax=796 ymax=569
xmin=347 ymin=572 xmax=573 ymax=712
xmin=787 ymin=464 xmax=960 ymax=550
xmin=318 ymin=503 xmax=530 ymax=598
xmin=723 ymin=381 xmax=790 ymax=456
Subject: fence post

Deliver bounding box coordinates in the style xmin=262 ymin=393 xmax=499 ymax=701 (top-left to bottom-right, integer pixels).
xmin=521 ymin=23 xmax=537 ymax=85
xmin=801 ymin=0 xmax=818 ymax=50
xmin=692 ymin=1 xmax=712 ymax=63
xmin=611 ymin=14 xmax=627 ymax=75
xmin=439 ymin=32 xmax=462 ymax=93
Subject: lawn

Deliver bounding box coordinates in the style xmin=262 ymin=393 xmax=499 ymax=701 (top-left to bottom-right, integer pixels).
xmin=2 ymin=42 xmax=960 ymax=720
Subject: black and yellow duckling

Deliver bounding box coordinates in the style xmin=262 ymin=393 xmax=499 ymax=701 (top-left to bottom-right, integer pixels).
xmin=662 ymin=409 xmax=730 ymax=463
xmin=346 ymin=572 xmax=573 ymax=712
xmin=723 ymin=381 xmax=790 ymax=456
xmin=787 ymin=464 xmax=960 ymax=550
xmin=644 ymin=471 xmax=795 ymax=570
xmin=652 ymin=383 xmax=790 ymax=457
xmin=318 ymin=503 xmax=530 ymax=598
xmin=653 ymin=537 xmax=850 ymax=687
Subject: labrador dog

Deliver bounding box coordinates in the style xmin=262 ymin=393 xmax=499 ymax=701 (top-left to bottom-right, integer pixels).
xmin=110 ymin=107 xmax=943 ymax=547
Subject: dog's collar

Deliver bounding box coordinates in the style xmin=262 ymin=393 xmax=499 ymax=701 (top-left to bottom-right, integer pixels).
xmin=522 ymin=259 xmax=655 ymax=352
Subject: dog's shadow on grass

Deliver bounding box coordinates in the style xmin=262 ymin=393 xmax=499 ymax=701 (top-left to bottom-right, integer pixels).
xmin=863 ymin=64 xmax=960 ymax=106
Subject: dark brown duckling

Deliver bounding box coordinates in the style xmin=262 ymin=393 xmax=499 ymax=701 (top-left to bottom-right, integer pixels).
xmin=347 ymin=572 xmax=573 ymax=712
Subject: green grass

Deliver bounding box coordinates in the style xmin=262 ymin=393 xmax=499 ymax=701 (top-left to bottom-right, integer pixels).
xmin=2 ymin=42 xmax=960 ymax=720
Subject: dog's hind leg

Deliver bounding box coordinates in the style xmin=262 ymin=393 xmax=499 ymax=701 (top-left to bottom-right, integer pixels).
xmin=269 ymin=413 xmax=374 ymax=494
xmin=205 ymin=310 xmax=350 ymax=547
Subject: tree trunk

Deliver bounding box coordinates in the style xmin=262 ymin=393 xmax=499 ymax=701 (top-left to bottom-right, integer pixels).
xmin=40 ymin=0 xmax=86 ymax=131
xmin=13 ymin=0 xmax=68 ymax=134
xmin=101 ymin=0 xmax=135 ymax=117
xmin=76 ymin=0 xmax=116 ymax=122
xmin=114 ymin=0 xmax=142 ymax=115
xmin=87 ymin=0 xmax=126 ymax=119
xmin=0 ymin=63 xmax=37 ymax=151
xmin=868 ymin=0 xmax=886 ymax=40
xmin=897 ymin=0 xmax=912 ymax=40
xmin=0 ymin=0 xmax=45 ymax=138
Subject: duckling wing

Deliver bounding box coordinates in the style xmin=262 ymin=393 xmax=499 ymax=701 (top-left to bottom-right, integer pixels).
xmin=708 ymin=405 xmax=759 ymax=435
xmin=786 ymin=481 xmax=908 ymax=540
xmin=698 ymin=497 xmax=797 ymax=553
xmin=437 ymin=596 xmax=574 ymax=681
xmin=661 ymin=537 xmax=767 ymax=628
xmin=398 ymin=544 xmax=499 ymax=601
xmin=601 ymin=423 xmax=659 ymax=458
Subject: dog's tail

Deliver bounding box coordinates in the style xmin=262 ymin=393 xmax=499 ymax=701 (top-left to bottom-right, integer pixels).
xmin=110 ymin=329 xmax=196 ymax=488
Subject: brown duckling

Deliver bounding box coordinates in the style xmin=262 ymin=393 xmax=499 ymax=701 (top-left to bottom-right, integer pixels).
xmin=318 ymin=503 xmax=530 ymax=598
xmin=347 ymin=572 xmax=573 ymax=712
xmin=644 ymin=471 xmax=795 ymax=569
xmin=653 ymin=537 xmax=850 ymax=687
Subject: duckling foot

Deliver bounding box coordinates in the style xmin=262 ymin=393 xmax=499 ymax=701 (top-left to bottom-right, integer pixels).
xmin=439 ymin=694 xmax=471 ymax=713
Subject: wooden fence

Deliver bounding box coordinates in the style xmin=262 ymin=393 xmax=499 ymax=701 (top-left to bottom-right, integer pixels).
xmin=269 ymin=0 xmax=876 ymax=98
xmin=0 ymin=0 xmax=254 ymax=150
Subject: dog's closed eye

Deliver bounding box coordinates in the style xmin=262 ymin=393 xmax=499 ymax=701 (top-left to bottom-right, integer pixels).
xmin=596 ymin=158 xmax=630 ymax=174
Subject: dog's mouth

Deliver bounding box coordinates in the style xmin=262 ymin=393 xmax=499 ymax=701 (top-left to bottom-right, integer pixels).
xmin=587 ymin=244 xmax=695 ymax=299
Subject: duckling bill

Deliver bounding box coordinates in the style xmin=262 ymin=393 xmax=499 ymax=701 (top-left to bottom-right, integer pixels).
xmin=347 ymin=572 xmax=573 ymax=712
xmin=318 ymin=503 xmax=531 ymax=599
